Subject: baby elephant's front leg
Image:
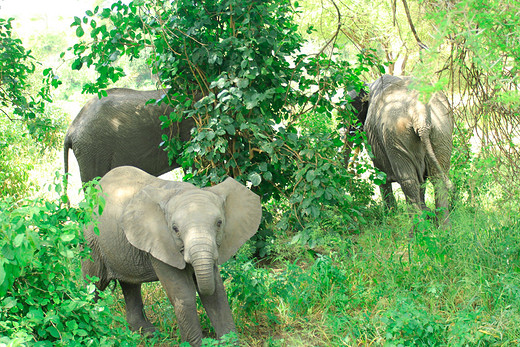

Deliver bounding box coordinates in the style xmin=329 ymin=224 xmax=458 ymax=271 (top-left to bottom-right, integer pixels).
xmin=151 ymin=258 xmax=203 ymax=346
xmin=198 ymin=265 xmax=236 ymax=338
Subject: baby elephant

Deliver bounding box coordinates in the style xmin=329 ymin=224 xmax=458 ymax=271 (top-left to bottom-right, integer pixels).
xmin=82 ymin=166 xmax=262 ymax=346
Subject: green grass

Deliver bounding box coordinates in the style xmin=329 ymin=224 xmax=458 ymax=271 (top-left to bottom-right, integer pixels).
xmin=108 ymin=199 xmax=520 ymax=346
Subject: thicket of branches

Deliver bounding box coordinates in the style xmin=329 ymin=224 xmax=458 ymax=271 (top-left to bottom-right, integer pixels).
xmin=434 ymin=0 xmax=520 ymax=197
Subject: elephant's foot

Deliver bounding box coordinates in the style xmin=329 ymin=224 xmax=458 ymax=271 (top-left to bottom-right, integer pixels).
xmin=128 ymin=318 xmax=156 ymax=336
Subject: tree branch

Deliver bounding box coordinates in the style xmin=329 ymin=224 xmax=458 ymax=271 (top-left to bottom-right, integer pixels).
xmin=401 ymin=0 xmax=428 ymax=50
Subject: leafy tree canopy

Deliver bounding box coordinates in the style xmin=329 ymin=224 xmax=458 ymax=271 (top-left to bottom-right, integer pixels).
xmin=69 ymin=0 xmax=380 ymax=236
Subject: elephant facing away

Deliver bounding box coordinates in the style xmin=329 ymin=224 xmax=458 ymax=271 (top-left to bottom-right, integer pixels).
xmin=64 ymin=88 xmax=195 ymax=183
xmin=82 ymin=166 xmax=262 ymax=346
xmin=351 ymin=75 xmax=453 ymax=223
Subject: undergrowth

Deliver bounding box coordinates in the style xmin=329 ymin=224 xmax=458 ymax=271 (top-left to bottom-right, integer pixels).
xmin=1 ymin=117 xmax=519 ymax=346
xmin=122 ymin=198 xmax=520 ymax=346
xmin=2 ymin=165 xmax=518 ymax=346
xmin=0 ymin=177 xmax=140 ymax=346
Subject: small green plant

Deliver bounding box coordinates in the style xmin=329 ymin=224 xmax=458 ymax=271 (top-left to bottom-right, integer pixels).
xmin=222 ymin=257 xmax=281 ymax=327
xmin=381 ymin=297 xmax=443 ymax=346
xmin=199 ymin=332 xmax=239 ymax=346
xmin=447 ymin=308 xmax=500 ymax=346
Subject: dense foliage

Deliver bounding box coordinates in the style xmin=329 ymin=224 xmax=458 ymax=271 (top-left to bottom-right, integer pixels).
xmin=68 ymin=0 xmax=380 ymax=248
xmin=0 ymin=179 xmax=140 ymax=345
xmin=430 ymin=0 xmax=520 ymax=197
xmin=0 ymin=117 xmax=34 ymax=198
xmin=0 ymin=18 xmax=61 ymax=140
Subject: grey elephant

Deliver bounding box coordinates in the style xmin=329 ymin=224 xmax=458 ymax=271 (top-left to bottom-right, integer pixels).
xmin=64 ymin=88 xmax=195 ymax=183
xmin=82 ymin=166 xmax=262 ymax=346
xmin=349 ymin=75 xmax=453 ymax=223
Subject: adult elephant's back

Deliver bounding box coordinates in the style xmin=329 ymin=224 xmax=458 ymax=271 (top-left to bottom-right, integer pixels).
xmin=63 ymin=88 xmax=195 ymax=183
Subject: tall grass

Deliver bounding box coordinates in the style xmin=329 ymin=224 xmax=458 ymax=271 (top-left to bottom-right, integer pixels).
xmin=125 ymin=193 xmax=520 ymax=346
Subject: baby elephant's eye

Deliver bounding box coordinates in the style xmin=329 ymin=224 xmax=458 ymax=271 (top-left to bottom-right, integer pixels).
xmin=172 ymin=225 xmax=180 ymax=234
xmin=216 ymin=220 xmax=223 ymax=228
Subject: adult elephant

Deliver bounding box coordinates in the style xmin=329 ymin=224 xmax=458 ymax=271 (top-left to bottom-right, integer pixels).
xmin=63 ymin=88 xmax=195 ymax=183
xmin=82 ymin=166 xmax=262 ymax=346
xmin=350 ymin=75 xmax=453 ymax=224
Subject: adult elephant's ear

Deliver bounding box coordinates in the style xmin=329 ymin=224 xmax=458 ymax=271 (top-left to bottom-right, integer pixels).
xmin=208 ymin=177 xmax=262 ymax=264
xmin=120 ymin=186 xmax=186 ymax=269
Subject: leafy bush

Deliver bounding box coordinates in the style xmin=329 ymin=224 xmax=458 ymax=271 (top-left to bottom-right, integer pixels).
xmin=449 ymin=121 xmax=499 ymax=208
xmin=0 ymin=18 xmax=60 ymax=123
xmin=0 ymin=109 xmax=68 ymax=199
xmin=0 ymin=178 xmax=139 ymax=345
xmin=69 ymin=0 xmax=381 ymax=256
xmin=222 ymin=249 xmax=286 ymax=327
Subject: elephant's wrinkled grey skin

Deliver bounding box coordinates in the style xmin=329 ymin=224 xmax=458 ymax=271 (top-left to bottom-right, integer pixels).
xmin=64 ymin=88 xmax=195 ymax=183
xmin=82 ymin=166 xmax=262 ymax=346
xmin=353 ymin=75 xmax=453 ymax=224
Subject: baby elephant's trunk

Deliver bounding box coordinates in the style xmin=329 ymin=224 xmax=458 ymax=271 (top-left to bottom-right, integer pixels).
xmin=191 ymin=256 xmax=216 ymax=296
xmin=185 ymin=237 xmax=218 ymax=296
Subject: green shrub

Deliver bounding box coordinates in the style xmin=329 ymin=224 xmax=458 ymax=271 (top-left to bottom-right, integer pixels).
xmin=381 ymin=297 xmax=443 ymax=346
xmin=0 ymin=178 xmax=139 ymax=345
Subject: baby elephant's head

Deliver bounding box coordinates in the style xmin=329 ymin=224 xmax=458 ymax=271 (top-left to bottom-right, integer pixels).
xmin=163 ymin=189 xmax=226 ymax=295
xmin=121 ymin=178 xmax=262 ymax=296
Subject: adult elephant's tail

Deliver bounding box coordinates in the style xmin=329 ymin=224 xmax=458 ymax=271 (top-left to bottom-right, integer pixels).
xmin=420 ymin=130 xmax=453 ymax=191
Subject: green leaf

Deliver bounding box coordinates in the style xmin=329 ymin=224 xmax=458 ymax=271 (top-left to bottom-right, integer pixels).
xmin=224 ymin=124 xmax=235 ymax=135
xmin=305 ymin=170 xmax=316 ymax=182
xmin=1 ymin=296 xmax=17 ymax=310
xmin=13 ymin=233 xmax=25 ymax=247
xmin=237 ymin=78 xmax=249 ymax=88
xmin=0 ymin=266 xmax=6 ymax=290
xmin=249 ymin=173 xmax=262 ymax=186
xmin=76 ymin=26 xmax=85 ymax=37
xmin=72 ymin=16 xmax=81 ymax=26
xmin=60 ymin=233 xmax=75 ymax=242
xmin=46 ymin=326 xmax=60 ymax=338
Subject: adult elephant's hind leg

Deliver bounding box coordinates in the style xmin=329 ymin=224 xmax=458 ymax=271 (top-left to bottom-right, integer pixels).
xmin=119 ymin=281 xmax=156 ymax=334
xmin=400 ymin=178 xmax=428 ymax=213
xmin=432 ymin=177 xmax=450 ymax=226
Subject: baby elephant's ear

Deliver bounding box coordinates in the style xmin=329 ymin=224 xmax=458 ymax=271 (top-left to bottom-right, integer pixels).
xmin=208 ymin=178 xmax=262 ymax=264
xmin=120 ymin=186 xmax=186 ymax=269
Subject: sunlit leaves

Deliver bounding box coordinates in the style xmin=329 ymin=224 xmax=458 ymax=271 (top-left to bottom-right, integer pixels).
xmin=0 ymin=18 xmax=59 ymax=123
